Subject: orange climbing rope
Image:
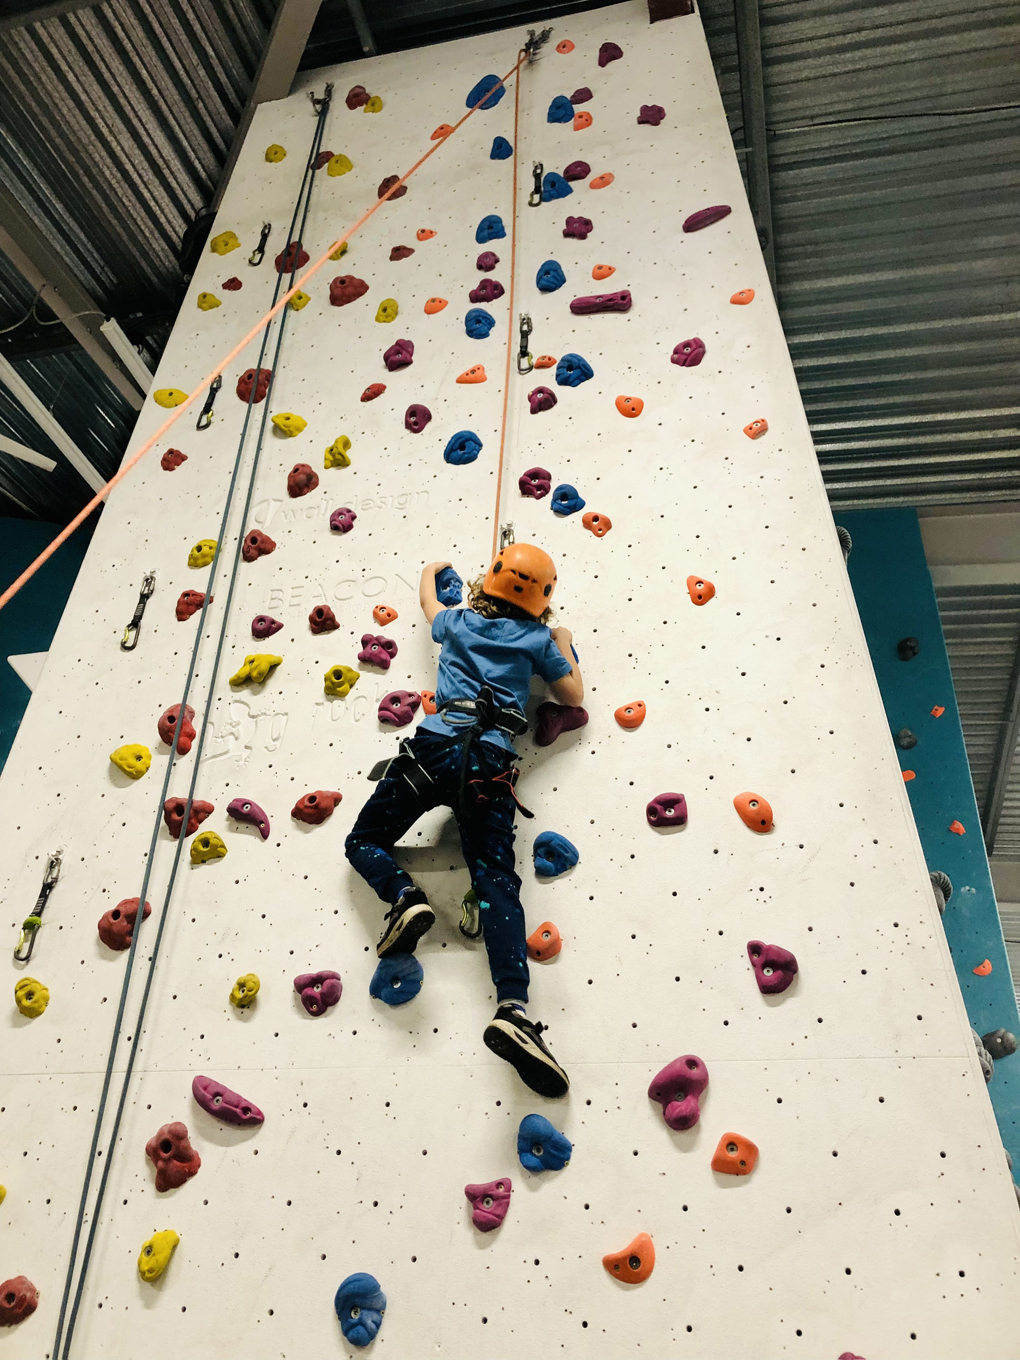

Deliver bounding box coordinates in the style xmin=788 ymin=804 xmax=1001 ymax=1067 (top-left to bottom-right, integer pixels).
xmin=0 ymin=54 xmax=527 ymax=613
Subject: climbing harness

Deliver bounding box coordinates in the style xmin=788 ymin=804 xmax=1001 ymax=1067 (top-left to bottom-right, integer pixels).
xmin=249 ymin=221 xmax=271 ymax=266
xmin=119 ymin=571 xmax=155 ymax=650
xmin=367 ymin=737 xmax=437 ymax=803
xmin=517 ymin=314 xmax=533 ymax=374
xmin=195 ymin=373 xmax=221 ymax=430
xmin=528 ymin=162 xmax=544 ymax=207
xmin=13 ymin=849 xmax=62 ymax=962
xmin=438 ymin=686 xmax=534 ymax=822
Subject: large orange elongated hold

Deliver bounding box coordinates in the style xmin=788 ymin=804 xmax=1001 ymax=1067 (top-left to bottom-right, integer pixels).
xmin=733 ymin=791 xmax=773 ymax=833
xmin=602 ymin=1232 xmax=655 ymax=1283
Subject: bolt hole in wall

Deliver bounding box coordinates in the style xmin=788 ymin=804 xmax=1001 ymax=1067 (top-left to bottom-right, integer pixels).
xmin=2 ymin=5 xmax=1020 ymax=1360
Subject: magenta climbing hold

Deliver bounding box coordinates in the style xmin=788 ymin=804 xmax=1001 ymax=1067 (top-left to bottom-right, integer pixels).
xmin=672 ymin=337 xmax=706 ymax=367
xmin=637 ymin=104 xmax=665 ymax=126
xmin=383 ymin=338 xmax=414 ymax=371
xmin=157 ymin=703 xmax=196 ymax=755
xmin=192 ymin=1075 xmax=264 ymax=1128
xmin=163 ymin=796 xmax=214 ymax=839
xmin=563 ymin=215 xmax=593 ymax=240
xmin=378 ymin=690 xmax=421 ymax=727
xmin=570 ymin=87 xmax=593 ymax=104
xmin=359 ymin=633 xmax=398 ymax=669
xmin=293 ymin=969 xmax=342 ymax=1016
xmin=242 ymin=529 xmax=276 ymax=561
xmin=98 ymin=896 xmax=151 ymax=951
xmin=275 ymin=241 xmax=309 ymax=273
xmin=330 ymin=506 xmax=357 ymax=534
xmin=146 ymin=1121 xmax=201 ymax=1191
xmin=535 ymin=702 xmax=588 ymax=747
xmin=176 ymin=590 xmax=205 ymax=620
xmin=161 ymin=448 xmax=186 ymax=471
xmin=236 ymin=367 xmax=271 ymax=403
xmin=563 ymin=160 xmax=591 ymax=181
xmin=404 ymin=404 xmax=432 ymax=434
xmin=390 ymin=245 xmax=414 ymax=261
xmin=464 ymin=1178 xmax=512 ymax=1232
xmin=528 ymin=386 xmax=557 ymax=414
xmin=476 ymin=250 xmax=499 ymax=271
xmin=598 ymin=41 xmax=623 ymax=67
xmin=570 ymin=289 xmax=631 ymax=314
xmin=287 ymin=463 xmax=319 ymax=498
xmin=469 ymin=278 xmax=505 ymax=303
xmin=252 ymin=614 xmax=283 ymax=639
xmin=519 ymin=466 xmax=552 ymax=499
xmin=647 ymin=1055 xmax=709 ymax=1131
xmin=227 ymin=796 xmax=270 ymax=840
xmin=329 ymin=275 xmax=369 ymax=306
xmin=646 ymin=792 xmax=688 ymax=828
xmin=747 ymin=940 xmax=799 ymax=995
xmin=361 ymin=382 xmax=386 ymax=402
xmin=308 ymin=605 xmax=339 ymax=634
xmin=292 ymin=790 xmax=342 ymax=824
xmin=683 ymin=205 xmax=732 ymax=233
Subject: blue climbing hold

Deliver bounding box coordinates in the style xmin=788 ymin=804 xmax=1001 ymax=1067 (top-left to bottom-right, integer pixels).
xmin=435 ymin=565 xmax=464 ymax=605
xmin=541 ymin=171 xmax=573 ymax=202
xmin=443 ymin=431 xmax=483 ymax=467
xmin=334 ymin=1273 xmax=386 ymax=1348
xmin=490 ymin=136 xmax=513 ymax=160
xmin=467 ymin=75 xmax=506 ymax=110
xmin=551 ymin=484 xmax=586 ymax=517
xmin=465 ymin=308 xmax=495 ymax=339
xmin=369 ymin=953 xmax=423 ymax=1006
xmin=556 ymin=353 xmax=594 ymax=387
xmin=536 ymin=260 xmax=566 ymax=293
xmin=475 ymin=214 xmax=506 ymax=244
xmin=547 ymin=95 xmax=575 ymax=124
xmin=533 ymin=830 xmax=579 ymax=877
xmin=517 ymin=1113 xmax=572 ymax=1172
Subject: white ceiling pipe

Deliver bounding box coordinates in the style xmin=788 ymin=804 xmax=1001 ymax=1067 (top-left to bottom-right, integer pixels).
xmin=99 ymin=317 xmax=153 ymax=394
xmin=0 ymin=353 xmax=105 ymax=492
xmin=0 ymin=433 xmax=57 ymax=472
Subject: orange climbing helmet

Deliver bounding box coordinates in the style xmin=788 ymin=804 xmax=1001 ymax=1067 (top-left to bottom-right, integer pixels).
xmin=483 ymin=543 xmax=557 ymax=618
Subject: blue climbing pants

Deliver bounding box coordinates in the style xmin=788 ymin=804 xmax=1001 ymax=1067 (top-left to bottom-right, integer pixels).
xmin=345 ymin=731 xmax=530 ymax=1003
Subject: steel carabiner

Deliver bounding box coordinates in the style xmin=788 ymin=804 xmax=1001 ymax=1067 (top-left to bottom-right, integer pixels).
xmin=249 ymin=222 xmax=271 ymax=266
xmin=499 ymin=521 xmax=516 ymax=550
xmin=517 ymin=313 xmax=533 ymax=374
xmin=14 ymin=849 xmax=63 ymax=962
xmin=528 ymin=161 xmax=544 ymax=207
xmin=120 ymin=571 xmax=156 ymax=651
xmin=196 ymin=374 xmax=222 ymax=430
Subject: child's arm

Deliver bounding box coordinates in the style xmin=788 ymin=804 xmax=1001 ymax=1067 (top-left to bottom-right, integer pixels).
xmin=419 ymin=561 xmax=451 ymax=624
xmin=547 ymin=626 xmax=584 ymax=706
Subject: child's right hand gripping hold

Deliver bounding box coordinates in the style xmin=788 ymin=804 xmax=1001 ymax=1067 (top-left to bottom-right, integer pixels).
xmin=548 ymin=626 xmax=584 ymax=707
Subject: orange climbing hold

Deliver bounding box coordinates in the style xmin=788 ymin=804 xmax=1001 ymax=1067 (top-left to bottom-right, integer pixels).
xmin=582 ymin=511 xmax=612 ymax=538
xmin=743 ymin=418 xmax=768 ymax=440
xmin=431 ymin=124 xmax=454 ymax=139
xmin=457 ymin=365 xmax=487 ymax=384
xmin=421 ymin=690 xmax=437 ymax=715
xmin=734 ymin=792 xmax=773 ymax=834
xmin=902 ymin=770 xmax=916 ymax=782
xmin=973 ymin=959 xmax=993 ymax=976
xmin=730 ymin=288 xmax=755 ymax=305
xmin=527 ymin=921 xmax=562 ymax=961
xmin=424 ymin=297 xmax=448 ymax=314
xmin=616 ymin=395 xmax=643 ymax=418
xmin=592 ymin=264 xmax=615 ymax=280
xmin=602 ymin=1232 xmax=655 ymax=1284
xmin=534 ymin=355 xmax=557 ymax=369
xmin=931 ymin=705 xmax=945 ymax=717
xmin=556 ymin=39 xmax=575 ymax=53
xmin=416 ymin=229 xmax=437 ymax=241
xmin=373 ymin=605 xmax=399 ymax=625
xmin=686 ymin=575 xmax=715 ymax=605
xmin=949 ymin=819 xmax=966 ymax=835
xmin=711 ymin=1133 xmax=759 ymax=1177
xmin=573 ymin=111 xmax=593 ymax=131
xmin=590 ymin=172 xmax=614 ymax=190
xmin=615 ymin=701 xmax=646 ymax=730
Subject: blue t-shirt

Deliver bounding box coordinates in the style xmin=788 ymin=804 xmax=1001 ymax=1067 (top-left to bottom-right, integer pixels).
xmin=419 ymin=607 xmax=571 ymax=750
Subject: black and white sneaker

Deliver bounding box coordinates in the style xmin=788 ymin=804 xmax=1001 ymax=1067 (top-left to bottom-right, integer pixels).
xmin=377 ymin=887 xmax=436 ymax=958
xmin=483 ymin=1004 xmax=569 ymax=1099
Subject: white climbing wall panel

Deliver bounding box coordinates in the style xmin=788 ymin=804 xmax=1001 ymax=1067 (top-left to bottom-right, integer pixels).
xmin=2 ymin=3 xmax=1019 ymax=1357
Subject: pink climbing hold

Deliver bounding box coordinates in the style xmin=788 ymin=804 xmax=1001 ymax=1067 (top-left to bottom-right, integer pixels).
xmin=361 ymin=382 xmax=386 ymax=402
xmin=464 ymin=1178 xmax=512 ymax=1232
xmin=519 ymin=466 xmax=552 ymax=499
xmin=563 ymin=215 xmax=593 ymax=240
xmin=176 ymin=590 xmax=205 ymax=620
xmin=275 ymin=241 xmax=309 ymax=273
xmin=146 ymin=1121 xmax=201 ymax=1191
xmin=746 ymin=940 xmax=799 ymax=995
xmin=308 ymin=605 xmax=339 ymax=634
xmin=469 ymin=278 xmax=505 ymax=303
xmin=570 ymin=289 xmax=631 ymax=314
xmin=329 ymin=275 xmax=369 ymax=306
xmin=383 ymin=338 xmax=414 ymax=371
xmin=162 ymin=796 xmax=214 ymax=839
xmin=563 ymin=160 xmax=591 ymax=181
xmin=98 ymin=896 xmax=151 ymax=951
xmin=389 ymin=245 xmax=415 ymax=261
xmin=251 ymin=614 xmax=283 ymax=639
xmin=161 ymin=448 xmax=187 ymax=471
xmin=683 ymin=205 xmax=732 ymax=233
xmin=293 ymin=969 xmax=342 ymax=1016
xmin=378 ymin=690 xmax=421 ymax=727
xmin=535 ymin=702 xmax=588 ymax=747
xmin=192 ymin=1074 xmax=264 ymax=1128
xmin=330 ymin=506 xmax=357 ymax=534
xmin=648 ymin=1055 xmax=709 ymax=1131
xmin=598 ymin=41 xmax=623 ymax=67
xmin=477 ymin=251 xmax=500 ymax=271
xmin=646 ymin=792 xmax=688 ymax=828
xmin=242 ymin=529 xmax=276 ymax=562
xmin=157 ymin=702 xmax=196 ymax=755
xmin=291 ymin=790 xmax=343 ymax=825
xmin=404 ymin=404 xmax=432 ymax=434
xmin=672 ymin=337 xmax=706 ymax=367
xmin=287 ymin=463 xmax=319 ymax=498
xmin=227 ymin=797 xmax=270 ymax=840
xmin=528 ymin=386 xmax=557 ymax=414
xmin=359 ymin=633 xmax=398 ymax=670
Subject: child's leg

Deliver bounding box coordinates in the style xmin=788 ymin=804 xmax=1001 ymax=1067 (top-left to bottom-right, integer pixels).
xmin=456 ymin=794 xmax=530 ymax=1004
xmin=345 ymin=771 xmax=431 ymax=906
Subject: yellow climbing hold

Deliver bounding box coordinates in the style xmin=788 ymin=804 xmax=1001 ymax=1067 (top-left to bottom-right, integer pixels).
xmin=0 ymin=1185 xmax=6 ymax=1205
xmin=197 ymin=292 xmax=221 ymax=311
xmin=364 ymin=96 xmax=383 ymax=113
xmin=329 ymin=240 xmax=349 ymax=261
xmin=327 ymin=154 xmax=353 ymax=177
xmin=375 ymin=298 xmax=398 ymax=323
xmin=153 ymin=388 xmax=188 ymax=408
xmin=231 ymin=973 xmax=261 ymax=1009
xmin=230 ymin=653 xmax=283 ymax=686
xmin=271 ymin=412 xmax=307 ymax=437
xmin=14 ymin=977 xmax=49 ymax=1018
xmin=191 ymin=830 xmax=227 ymax=864
xmin=210 ymin=231 xmax=240 ymax=255
xmin=188 ymin=539 xmax=217 ymax=568
xmin=110 ymin=744 xmax=152 ymax=780
xmin=324 ymin=664 xmax=359 ymax=698
xmin=289 ymin=290 xmax=311 ymax=311
xmin=324 ymin=436 xmax=352 ymax=469
xmin=138 ymin=1230 xmax=180 ymax=1283
xmin=265 ymin=143 xmax=287 ymax=163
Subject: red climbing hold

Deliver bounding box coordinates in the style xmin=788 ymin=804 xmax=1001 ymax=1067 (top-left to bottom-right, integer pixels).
xmin=378 ymin=174 xmax=407 ymax=200
xmin=469 ymin=278 xmax=505 ymax=303
xmin=535 ymin=702 xmax=588 ymax=746
xmin=527 ymin=921 xmax=562 ymax=961
xmin=563 ymin=215 xmax=594 ymax=240
xmin=98 ymin=897 xmax=151 ymax=951
xmin=598 ymin=41 xmax=623 ymax=67
xmin=236 ymin=367 xmax=271 ymax=403
xmin=329 ymin=275 xmax=369 ymax=307
xmin=314 ymin=149 xmax=334 ymax=170
xmin=615 ymin=701 xmax=645 ymax=729
xmin=275 ymin=241 xmax=309 ymax=273
xmin=528 ymin=386 xmax=557 ymax=414
xmin=582 ymin=511 xmax=612 ymax=537
xmin=158 ymin=702 xmax=196 ymax=754
xmin=291 ymin=790 xmax=342 ymax=825
xmin=175 ymin=590 xmax=205 ymax=621
xmin=242 ymin=529 xmax=276 ymax=562
xmin=361 ymin=382 xmax=386 ymax=402
xmin=711 ymin=1132 xmax=758 ymax=1177
xmin=686 ymin=575 xmax=715 ymax=605
xmin=146 ymin=1121 xmax=201 ymax=1192
xmin=0 ymin=1277 xmax=39 ymax=1327
xmin=733 ymin=792 xmax=773 ymax=834
xmin=163 ymin=796 xmax=214 ymax=839
xmin=383 ymin=338 xmax=414 ymax=371
xmin=287 ymin=463 xmax=319 ymax=498
xmin=743 ymin=418 xmax=768 ymax=440
xmin=389 ymin=245 xmax=415 ymax=261
xmin=308 ymin=605 xmax=339 ymax=634
xmin=346 ymin=85 xmax=370 ymax=109
xmin=519 ymin=466 xmax=551 ymax=498
xmin=222 ymin=276 xmax=242 ymax=290
xmin=161 ymin=448 xmax=187 ymax=471
xmin=570 ymin=290 xmax=632 ymax=313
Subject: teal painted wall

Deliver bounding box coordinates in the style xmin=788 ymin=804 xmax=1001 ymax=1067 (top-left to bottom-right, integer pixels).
xmin=842 ymin=507 xmax=1020 ymax=1161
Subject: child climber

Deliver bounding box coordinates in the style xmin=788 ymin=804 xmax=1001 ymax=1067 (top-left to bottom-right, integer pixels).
xmin=345 ymin=543 xmax=583 ymax=1099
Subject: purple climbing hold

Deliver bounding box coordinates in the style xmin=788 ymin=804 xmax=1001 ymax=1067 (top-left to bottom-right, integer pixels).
xmin=672 ymin=337 xmax=706 ymax=368
xmin=598 ymin=41 xmax=623 ymax=67
xmin=563 ymin=161 xmax=591 ymax=182
xmin=647 ymin=1055 xmax=709 ymax=1131
xmin=404 ymin=404 xmax=432 ymax=434
xmin=747 ymin=940 xmax=799 ymax=995
xmin=528 ymin=386 xmax=557 ymax=414
xmin=563 ymin=215 xmax=594 ymax=240
xmin=330 ymin=506 xmax=357 ymax=534
xmin=570 ymin=289 xmax=631 ymax=314
xmin=646 ymin=792 xmax=688 ymax=828
xmin=570 ymin=87 xmax=593 ymax=104
xmin=519 ymin=466 xmax=552 ymax=499
xmin=535 ymin=702 xmax=588 ymax=747
xmin=192 ymin=1075 xmax=264 ymax=1128
xmin=683 ymin=205 xmax=732 ymax=233
xmin=469 ymin=278 xmax=505 ymax=303
xmin=383 ymin=338 xmax=414 ymax=371
xmin=476 ymin=251 xmax=500 ymax=271
xmin=378 ymin=690 xmax=421 ymax=727
xmin=251 ymin=614 xmax=283 ymax=640
xmin=637 ymin=104 xmax=665 ymax=126
xmin=465 ymin=1178 xmax=512 ymax=1232
xmin=293 ymin=969 xmax=342 ymax=1016
xmin=359 ymin=633 xmax=398 ymax=670
xmin=227 ymin=796 xmax=270 ymax=840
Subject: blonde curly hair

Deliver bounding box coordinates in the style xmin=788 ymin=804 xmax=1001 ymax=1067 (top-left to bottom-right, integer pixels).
xmin=466 ymin=575 xmax=554 ymax=626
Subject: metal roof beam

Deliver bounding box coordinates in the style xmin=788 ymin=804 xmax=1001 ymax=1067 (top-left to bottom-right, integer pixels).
xmin=732 ymin=0 xmax=775 ymax=291
xmin=983 ymin=635 xmax=1020 ymax=851
xmin=0 ymin=433 xmax=57 ymax=473
xmin=0 ymin=186 xmax=144 ymax=410
xmin=0 ymin=353 xmax=106 ymax=493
